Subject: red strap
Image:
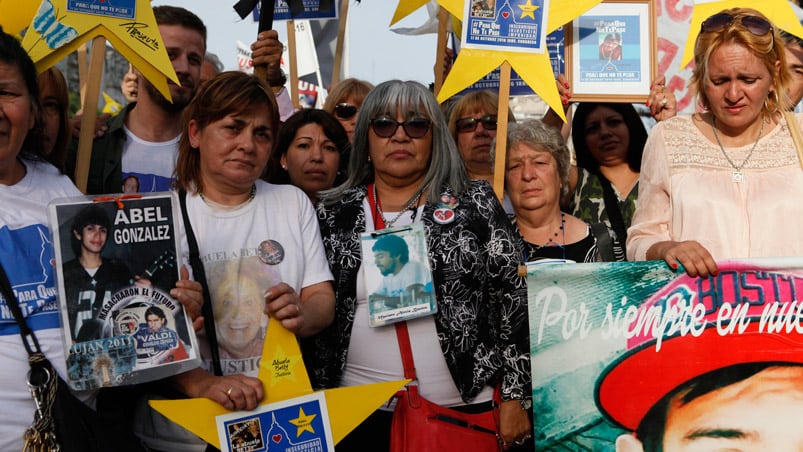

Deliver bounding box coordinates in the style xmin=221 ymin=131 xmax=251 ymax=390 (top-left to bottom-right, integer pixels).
xmin=366 ymin=183 xmax=384 ymax=230
xmin=395 ymin=322 xmax=417 ymax=380
xmin=367 ymin=184 xmax=417 ymax=380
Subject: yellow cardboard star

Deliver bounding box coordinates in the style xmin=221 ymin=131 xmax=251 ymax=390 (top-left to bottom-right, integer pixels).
xmin=20 ymin=0 xmax=178 ymax=101
xmin=288 ymin=407 xmax=317 ymax=436
xmin=392 ymin=0 xmax=464 ymax=26
xmin=150 ymin=317 xmax=408 ymax=448
xmin=519 ymin=0 xmax=539 ymax=20
xmin=0 ymin=1 xmax=38 ymax=35
xmin=436 ymin=0 xmax=603 ymax=122
xmin=680 ymin=0 xmax=803 ymax=69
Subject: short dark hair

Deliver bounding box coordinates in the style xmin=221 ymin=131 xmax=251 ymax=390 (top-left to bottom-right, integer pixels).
xmin=267 ymin=109 xmax=351 ymax=187
xmin=70 ymin=204 xmax=111 ymax=256
xmin=153 ymin=5 xmax=207 ymax=46
xmin=571 ymin=102 xmax=647 ymax=173
xmin=0 ymin=26 xmax=44 ymax=162
xmin=372 ymin=235 xmax=410 ymax=264
xmin=635 ymin=362 xmax=789 ymax=451
xmin=145 ymin=305 xmax=166 ymax=322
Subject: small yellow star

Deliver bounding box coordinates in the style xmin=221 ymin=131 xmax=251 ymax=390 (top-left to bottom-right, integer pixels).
xmin=518 ymin=0 xmax=539 ymax=20
xmin=288 ymin=407 xmax=317 ymax=437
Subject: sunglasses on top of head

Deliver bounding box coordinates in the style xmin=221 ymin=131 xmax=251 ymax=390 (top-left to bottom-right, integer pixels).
xmin=333 ymin=103 xmax=358 ymax=120
xmin=369 ymin=117 xmax=432 ymax=139
xmin=455 ymin=115 xmax=498 ymax=133
xmin=700 ymin=13 xmax=773 ymax=37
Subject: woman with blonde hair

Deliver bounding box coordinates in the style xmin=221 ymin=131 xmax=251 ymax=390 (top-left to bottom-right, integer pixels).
xmin=628 ymin=8 xmax=801 ymax=277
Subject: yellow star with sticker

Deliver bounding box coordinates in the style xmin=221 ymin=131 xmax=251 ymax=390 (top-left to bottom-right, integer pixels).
xmin=433 ymin=0 xmax=604 ymax=122
xmin=679 ymin=0 xmax=803 ymax=70
xmin=150 ymin=316 xmax=407 ymax=449
xmin=19 ymin=0 xmax=178 ymax=101
xmin=288 ymin=407 xmax=318 ymax=436
xmin=518 ymin=0 xmax=539 ymax=20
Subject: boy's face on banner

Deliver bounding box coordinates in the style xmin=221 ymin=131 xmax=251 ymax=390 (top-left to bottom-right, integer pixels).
xmin=618 ymin=366 xmax=803 ymax=452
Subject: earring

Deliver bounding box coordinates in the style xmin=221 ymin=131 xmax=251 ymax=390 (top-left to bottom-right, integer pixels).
xmin=281 ymin=164 xmax=287 ymax=170
xmin=367 ymin=155 xmax=372 ymax=163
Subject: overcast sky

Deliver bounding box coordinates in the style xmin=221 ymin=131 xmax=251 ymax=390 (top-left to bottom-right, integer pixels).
xmin=150 ymin=1 xmax=438 ymax=87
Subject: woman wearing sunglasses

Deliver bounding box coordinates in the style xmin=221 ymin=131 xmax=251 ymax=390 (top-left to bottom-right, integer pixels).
xmin=447 ymin=90 xmax=513 ymax=183
xmin=305 ymin=80 xmax=533 ymax=450
xmin=322 ymin=78 xmax=374 ymax=143
xmin=628 ymin=8 xmax=803 ymax=277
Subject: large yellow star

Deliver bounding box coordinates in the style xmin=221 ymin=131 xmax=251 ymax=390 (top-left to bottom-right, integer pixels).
xmin=288 ymin=407 xmax=317 ymax=436
xmin=680 ymin=0 xmax=803 ymax=69
xmin=150 ymin=317 xmax=407 ymax=448
xmin=0 ymin=1 xmax=38 ymax=35
xmin=519 ymin=0 xmax=539 ymax=20
xmin=19 ymin=0 xmax=178 ymax=101
xmin=436 ymin=0 xmax=604 ymax=122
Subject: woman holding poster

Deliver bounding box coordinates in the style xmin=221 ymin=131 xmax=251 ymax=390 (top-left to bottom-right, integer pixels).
xmin=140 ymin=71 xmax=335 ymax=451
xmin=627 ymin=8 xmax=803 ymax=277
xmin=306 ymin=80 xmax=532 ymax=450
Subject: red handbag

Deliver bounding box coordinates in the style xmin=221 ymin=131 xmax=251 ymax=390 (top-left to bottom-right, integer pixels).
xmin=389 ymin=322 xmax=500 ymax=452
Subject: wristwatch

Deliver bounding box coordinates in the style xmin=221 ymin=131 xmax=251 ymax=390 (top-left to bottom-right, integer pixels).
xmin=519 ymin=398 xmax=532 ymax=411
xmin=268 ymin=68 xmax=287 ymax=88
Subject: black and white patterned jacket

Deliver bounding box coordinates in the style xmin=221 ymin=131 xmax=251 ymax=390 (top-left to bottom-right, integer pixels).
xmin=301 ymin=180 xmax=531 ymax=403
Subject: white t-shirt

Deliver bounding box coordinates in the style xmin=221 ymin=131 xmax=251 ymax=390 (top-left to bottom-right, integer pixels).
xmin=374 ymin=260 xmax=430 ymax=297
xmin=184 ymin=181 xmax=333 ymax=376
xmin=0 ymin=160 xmax=82 ymax=451
xmin=121 ymin=126 xmax=179 ymax=193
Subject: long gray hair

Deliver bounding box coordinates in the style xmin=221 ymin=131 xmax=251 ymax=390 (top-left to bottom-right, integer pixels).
xmin=322 ymin=80 xmax=468 ymax=205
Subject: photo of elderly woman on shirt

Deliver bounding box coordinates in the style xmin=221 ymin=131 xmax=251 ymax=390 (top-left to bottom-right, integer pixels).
xmin=303 ymin=80 xmax=533 ymax=450
xmin=627 ymin=8 xmax=803 ymax=277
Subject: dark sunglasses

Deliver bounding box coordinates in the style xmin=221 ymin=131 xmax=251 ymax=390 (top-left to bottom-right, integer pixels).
xmin=370 ymin=117 xmax=431 ymax=139
xmin=455 ymin=115 xmax=498 ymax=133
xmin=333 ymin=103 xmax=358 ymax=120
xmin=701 ymin=13 xmax=773 ymax=37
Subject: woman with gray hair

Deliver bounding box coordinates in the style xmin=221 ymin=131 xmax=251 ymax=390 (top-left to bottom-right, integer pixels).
xmin=306 ymin=80 xmax=533 ymax=450
xmin=504 ymin=120 xmax=624 ymax=263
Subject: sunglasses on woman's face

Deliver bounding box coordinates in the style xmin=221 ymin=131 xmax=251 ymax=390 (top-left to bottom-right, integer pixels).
xmin=700 ymin=13 xmax=773 ymax=37
xmin=369 ymin=117 xmax=431 ymax=139
xmin=333 ymin=103 xmax=358 ymax=120
xmin=455 ymin=115 xmax=498 ymax=133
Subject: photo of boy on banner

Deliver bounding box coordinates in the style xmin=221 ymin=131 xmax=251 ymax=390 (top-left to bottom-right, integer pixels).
xmin=528 ymin=259 xmax=803 ymax=450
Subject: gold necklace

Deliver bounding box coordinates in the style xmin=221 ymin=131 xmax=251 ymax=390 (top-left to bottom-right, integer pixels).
xmin=199 ymin=184 xmax=257 ymax=210
xmin=711 ymin=116 xmax=764 ymax=183
xmin=373 ymin=184 xmax=425 ymax=228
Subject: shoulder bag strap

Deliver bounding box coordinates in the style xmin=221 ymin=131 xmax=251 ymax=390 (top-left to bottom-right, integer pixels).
xmin=178 ymin=189 xmax=223 ymax=376
xmin=0 ymin=262 xmax=61 ymax=449
xmin=597 ymin=173 xmax=628 ymax=255
xmin=0 ymin=262 xmax=42 ymax=356
xmin=783 ymin=111 xmax=803 ymax=170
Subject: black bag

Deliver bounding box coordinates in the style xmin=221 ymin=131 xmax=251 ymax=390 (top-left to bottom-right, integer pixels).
xmin=0 ymin=263 xmax=144 ymax=451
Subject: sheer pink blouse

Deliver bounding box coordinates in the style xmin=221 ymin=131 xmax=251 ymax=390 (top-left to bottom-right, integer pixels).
xmin=627 ymin=114 xmax=803 ymax=261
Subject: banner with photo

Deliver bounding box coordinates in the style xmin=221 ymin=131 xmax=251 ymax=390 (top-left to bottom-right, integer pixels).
xmin=49 ymin=192 xmax=199 ymax=390
xmin=527 ymin=258 xmax=803 ymax=449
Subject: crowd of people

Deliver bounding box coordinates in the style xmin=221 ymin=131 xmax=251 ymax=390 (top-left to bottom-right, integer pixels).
xmin=3 ymin=4 xmax=803 ymax=451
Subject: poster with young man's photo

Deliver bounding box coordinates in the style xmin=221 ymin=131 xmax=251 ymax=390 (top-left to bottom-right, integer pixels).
xmin=527 ymin=258 xmax=803 ymax=450
xmin=49 ymin=192 xmax=199 ymax=390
